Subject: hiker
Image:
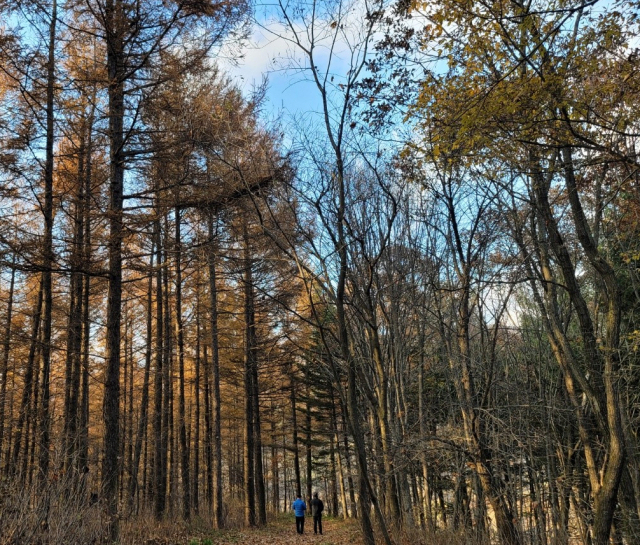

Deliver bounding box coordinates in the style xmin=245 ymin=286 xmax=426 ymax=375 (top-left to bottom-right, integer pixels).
xmin=292 ymin=493 xmax=307 ymax=534
xmin=311 ymin=492 xmax=324 ymax=535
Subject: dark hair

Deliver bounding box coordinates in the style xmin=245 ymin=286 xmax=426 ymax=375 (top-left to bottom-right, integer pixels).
xmin=296 ymin=494 xmax=301 ymax=498
xmin=313 ymin=492 xmax=318 ymax=498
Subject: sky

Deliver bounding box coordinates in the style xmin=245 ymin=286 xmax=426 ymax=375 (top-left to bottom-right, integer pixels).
xmin=218 ymin=0 xmax=375 ymax=128
xmin=220 ymin=25 xmax=323 ymax=123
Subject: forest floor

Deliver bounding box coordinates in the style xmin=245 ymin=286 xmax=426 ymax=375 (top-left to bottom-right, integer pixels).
xmin=223 ymin=517 xmax=364 ymax=545
xmin=125 ymin=515 xmax=364 ymax=545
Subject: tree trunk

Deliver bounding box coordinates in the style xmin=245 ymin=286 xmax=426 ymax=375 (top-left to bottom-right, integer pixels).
xmin=10 ymin=281 xmax=43 ymax=478
xmin=162 ymin=215 xmax=173 ymax=515
xmin=103 ymin=0 xmax=126 ymax=537
xmin=175 ymin=207 xmax=191 ymax=521
xmin=62 ymin=132 xmax=86 ymax=472
xmin=153 ymin=221 xmax=166 ymax=518
xmin=38 ymin=0 xmax=57 ymax=493
xmin=270 ymin=402 xmax=279 ymax=513
xmin=330 ymin=390 xmax=348 ymax=518
xmin=193 ymin=285 xmax=201 ymax=515
xmin=243 ymin=222 xmax=257 ymax=527
xmin=0 ymin=258 xmax=16 ymax=464
xmin=305 ymin=369 xmax=312 ymax=501
xmin=203 ymin=344 xmax=213 ymax=509
xmin=290 ymin=374 xmax=302 ymax=497
xmin=128 ymin=242 xmax=154 ymax=512
xmin=207 ymin=213 xmax=224 ymax=527
xmin=253 ymin=353 xmax=267 ymax=525
xmin=79 ymin=104 xmax=94 ymax=484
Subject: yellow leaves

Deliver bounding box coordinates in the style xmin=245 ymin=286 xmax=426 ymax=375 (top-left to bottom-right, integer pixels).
xmin=621 ymin=251 xmax=640 ymax=264
xmin=627 ymin=330 xmax=640 ymax=352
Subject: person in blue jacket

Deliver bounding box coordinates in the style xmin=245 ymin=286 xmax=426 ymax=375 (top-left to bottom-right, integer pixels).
xmin=292 ymin=493 xmax=307 ymax=534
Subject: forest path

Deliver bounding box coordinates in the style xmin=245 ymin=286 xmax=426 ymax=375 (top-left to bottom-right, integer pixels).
xmin=231 ymin=516 xmax=362 ymax=545
xmin=126 ymin=514 xmax=363 ymax=545
xmin=229 ymin=517 xmax=364 ymax=545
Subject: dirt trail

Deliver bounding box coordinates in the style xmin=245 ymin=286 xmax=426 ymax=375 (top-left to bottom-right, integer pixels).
xmin=217 ymin=518 xmax=364 ymax=545
xmin=124 ymin=515 xmax=364 ymax=545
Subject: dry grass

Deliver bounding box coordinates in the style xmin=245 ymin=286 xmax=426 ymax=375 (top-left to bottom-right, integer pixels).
xmin=0 ymin=475 xmax=106 ymax=545
xmin=0 ymin=480 xmax=484 ymax=545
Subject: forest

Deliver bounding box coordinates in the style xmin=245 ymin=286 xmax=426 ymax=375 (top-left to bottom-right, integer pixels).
xmin=0 ymin=0 xmax=639 ymax=544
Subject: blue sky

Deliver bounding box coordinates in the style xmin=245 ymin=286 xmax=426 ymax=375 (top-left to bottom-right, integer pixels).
xmin=221 ymin=25 xmax=323 ymax=122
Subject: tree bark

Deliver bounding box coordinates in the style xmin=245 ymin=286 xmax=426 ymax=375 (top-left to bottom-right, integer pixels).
xmin=102 ymin=0 xmax=126 ymax=537
xmin=175 ymin=207 xmax=191 ymax=520
xmin=38 ymin=0 xmax=57 ymax=493
xmin=128 ymin=242 xmax=154 ymax=512
xmin=290 ymin=373 xmax=302 ymax=497
xmin=10 ymin=281 xmax=43 ymax=478
xmin=243 ymin=221 xmax=257 ymax=527
xmin=0 ymin=258 xmax=16 ymax=464
xmin=207 ymin=213 xmax=224 ymax=527
xmin=193 ymin=284 xmax=201 ymax=515
xmin=153 ymin=221 xmax=166 ymax=519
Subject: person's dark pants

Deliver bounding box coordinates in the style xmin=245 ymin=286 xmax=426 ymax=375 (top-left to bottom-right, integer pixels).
xmin=314 ymin=515 xmax=322 ymax=535
xmin=296 ymin=516 xmax=305 ymax=534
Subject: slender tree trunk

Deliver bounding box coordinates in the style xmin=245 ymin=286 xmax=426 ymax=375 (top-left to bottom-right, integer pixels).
xmin=162 ymin=214 xmax=173 ymax=515
xmin=334 ymin=161 xmax=386 ymax=545
xmin=127 ymin=316 xmax=134 ymax=500
xmin=4 ymin=369 xmax=15 ymax=476
xmin=121 ymin=311 xmax=129 ymax=501
xmin=79 ymin=104 xmax=94 ymax=483
xmin=368 ymin=324 xmax=401 ymax=524
xmin=0 ymin=258 xmax=16 ymax=463
xmin=207 ymin=213 xmax=223 ymax=527
xmin=128 ymin=242 xmax=154 ymax=512
xmin=290 ymin=374 xmax=301 ymax=497
xmin=62 ymin=137 xmax=86 ymax=473
xmin=38 ymin=0 xmax=57 ymax=494
xmin=561 ymin=147 xmax=625 ymax=545
xmin=242 ymin=220 xmax=266 ymax=524
xmin=193 ymin=285 xmax=201 ymax=515
xmin=243 ymin=222 xmax=256 ymax=527
xmin=342 ymin=413 xmax=357 ymax=519
xmin=329 ymin=424 xmax=339 ymax=517
xmin=79 ymin=255 xmax=91 ymax=483
xmin=10 ymin=281 xmax=43 ymax=478
xmin=153 ymin=221 xmax=166 ymax=518
xmin=175 ymin=207 xmax=191 ymax=521
xmin=305 ymin=369 xmax=312 ymax=501
xmin=525 ymin=150 xmax=625 ymax=545
xmin=103 ymin=0 xmax=126 ymax=537
xmin=28 ymin=342 xmax=41 ymax=485
xmin=203 ymin=344 xmax=213 ymax=508
xmin=419 ymin=349 xmax=434 ymax=531
xmin=331 ymin=393 xmax=348 ymax=518
xmin=253 ymin=354 xmax=267 ymax=525
xmin=271 ymin=402 xmax=279 ymax=513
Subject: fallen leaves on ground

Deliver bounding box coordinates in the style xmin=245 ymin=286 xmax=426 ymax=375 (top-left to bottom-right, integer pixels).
xmin=176 ymin=517 xmax=363 ymax=545
xmin=232 ymin=518 xmax=363 ymax=545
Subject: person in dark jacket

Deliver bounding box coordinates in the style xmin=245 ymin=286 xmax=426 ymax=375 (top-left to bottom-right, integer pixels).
xmin=310 ymin=492 xmax=324 ymax=535
xmin=292 ymin=494 xmax=307 ymax=534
